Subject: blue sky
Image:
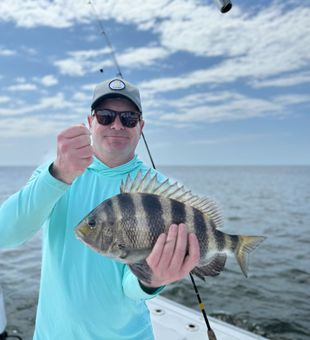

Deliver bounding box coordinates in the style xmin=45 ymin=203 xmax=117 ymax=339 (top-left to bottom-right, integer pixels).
xmin=0 ymin=0 xmax=309 ymax=166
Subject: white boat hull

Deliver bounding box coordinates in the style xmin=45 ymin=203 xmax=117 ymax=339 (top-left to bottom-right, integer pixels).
xmin=147 ymin=296 xmax=267 ymax=340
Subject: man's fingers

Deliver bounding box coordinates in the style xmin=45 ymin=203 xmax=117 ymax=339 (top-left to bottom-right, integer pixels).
xmin=168 ymin=223 xmax=188 ymax=270
xmin=182 ymin=233 xmax=200 ymax=274
xmin=70 ymin=134 xmax=92 ymax=150
xmin=144 ymin=226 xmax=200 ymax=288
xmin=146 ymin=233 xmax=167 ymax=268
xmin=72 ymin=145 xmax=94 ymax=159
xmin=157 ymin=224 xmax=178 ymax=267
xmin=59 ymin=124 xmax=90 ymax=139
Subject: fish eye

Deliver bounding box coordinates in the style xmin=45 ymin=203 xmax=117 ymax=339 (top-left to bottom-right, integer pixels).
xmin=88 ymin=218 xmax=96 ymax=229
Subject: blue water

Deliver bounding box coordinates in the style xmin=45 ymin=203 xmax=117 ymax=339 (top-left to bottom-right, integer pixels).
xmin=0 ymin=165 xmax=309 ymax=340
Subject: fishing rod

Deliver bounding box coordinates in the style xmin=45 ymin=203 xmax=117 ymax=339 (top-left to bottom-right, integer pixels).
xmin=87 ymin=0 xmax=155 ymax=169
xmin=87 ymin=1 xmax=232 ymax=339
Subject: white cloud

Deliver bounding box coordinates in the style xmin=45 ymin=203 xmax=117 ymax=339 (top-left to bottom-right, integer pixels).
xmin=8 ymin=83 xmax=37 ymax=91
xmin=0 ymin=96 xmax=10 ymax=104
xmin=154 ymin=3 xmax=310 ymax=87
xmin=72 ymin=92 xmax=90 ymax=102
xmin=54 ymin=58 xmax=87 ymax=76
xmin=54 ymin=47 xmax=110 ymax=76
xmin=16 ymin=77 xmax=27 ymax=83
xmin=20 ymin=46 xmax=38 ymax=56
xmin=251 ymin=72 xmax=310 ymax=88
xmin=0 ymin=0 xmax=92 ymax=28
xmin=0 ymin=116 xmax=68 ymax=137
xmin=0 ymin=48 xmax=16 ymax=56
xmin=157 ymin=91 xmax=295 ymax=123
xmin=81 ymin=83 xmax=97 ymax=92
xmin=188 ymin=133 xmax=279 ymax=146
xmin=1 ymin=1 xmax=309 ymax=87
xmin=273 ymin=94 xmax=310 ymax=106
xmin=40 ymin=75 xmax=58 ymax=87
xmin=0 ymin=0 xmax=309 ymax=132
xmin=0 ymin=93 xmax=72 ymax=116
xmin=118 ymin=46 xmax=170 ymax=68
xmin=54 ymin=45 xmax=169 ymax=76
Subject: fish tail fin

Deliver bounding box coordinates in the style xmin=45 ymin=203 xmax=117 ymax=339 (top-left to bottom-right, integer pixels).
xmin=235 ymin=235 xmax=266 ymax=277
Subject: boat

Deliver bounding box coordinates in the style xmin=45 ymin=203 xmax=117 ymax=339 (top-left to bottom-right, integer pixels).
xmin=1 ymin=284 xmax=267 ymax=340
xmin=0 ymin=286 xmax=7 ymax=338
xmin=147 ymin=296 xmax=267 ymax=340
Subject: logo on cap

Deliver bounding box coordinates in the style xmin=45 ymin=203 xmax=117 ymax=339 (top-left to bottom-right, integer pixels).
xmin=109 ymin=79 xmax=126 ymax=90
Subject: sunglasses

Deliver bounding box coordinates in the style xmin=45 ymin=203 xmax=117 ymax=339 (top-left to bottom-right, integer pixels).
xmin=94 ymin=109 xmax=141 ymax=128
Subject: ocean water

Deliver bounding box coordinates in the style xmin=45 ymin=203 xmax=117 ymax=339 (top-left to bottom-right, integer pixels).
xmin=0 ymin=165 xmax=309 ymax=340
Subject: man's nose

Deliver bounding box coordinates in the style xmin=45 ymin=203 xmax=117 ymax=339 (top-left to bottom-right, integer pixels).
xmin=110 ymin=114 xmax=124 ymax=130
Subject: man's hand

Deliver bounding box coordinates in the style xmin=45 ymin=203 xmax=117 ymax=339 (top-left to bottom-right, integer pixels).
xmin=51 ymin=124 xmax=94 ymax=184
xmin=140 ymin=223 xmax=200 ymax=288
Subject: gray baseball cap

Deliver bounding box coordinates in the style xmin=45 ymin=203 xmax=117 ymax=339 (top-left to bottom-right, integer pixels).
xmin=91 ymin=78 xmax=142 ymax=112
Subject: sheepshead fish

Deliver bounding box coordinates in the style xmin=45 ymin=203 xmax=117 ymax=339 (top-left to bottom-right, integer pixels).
xmin=75 ymin=170 xmax=265 ymax=283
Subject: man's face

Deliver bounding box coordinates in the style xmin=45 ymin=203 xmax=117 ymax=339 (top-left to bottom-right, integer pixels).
xmin=88 ymin=97 xmax=144 ymax=164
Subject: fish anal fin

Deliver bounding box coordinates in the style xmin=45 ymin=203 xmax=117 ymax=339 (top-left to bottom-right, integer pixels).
xmin=190 ymin=267 xmax=206 ymax=281
xmin=129 ymin=260 xmax=153 ymax=284
xmin=191 ymin=253 xmax=227 ymax=279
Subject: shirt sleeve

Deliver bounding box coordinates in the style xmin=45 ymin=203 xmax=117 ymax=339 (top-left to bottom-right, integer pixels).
xmin=0 ymin=163 xmax=69 ymax=249
xmin=122 ymin=265 xmax=165 ymax=300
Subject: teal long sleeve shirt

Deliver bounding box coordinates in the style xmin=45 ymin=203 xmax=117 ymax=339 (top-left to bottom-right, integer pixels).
xmin=0 ymin=155 xmax=165 ymax=339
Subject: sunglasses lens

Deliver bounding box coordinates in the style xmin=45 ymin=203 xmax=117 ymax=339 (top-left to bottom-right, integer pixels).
xmin=95 ymin=110 xmax=140 ymax=128
xmin=120 ymin=112 xmax=140 ymax=128
xmin=95 ymin=110 xmax=116 ymax=125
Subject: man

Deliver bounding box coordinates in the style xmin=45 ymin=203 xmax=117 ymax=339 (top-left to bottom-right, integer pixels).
xmin=0 ymin=78 xmax=199 ymax=339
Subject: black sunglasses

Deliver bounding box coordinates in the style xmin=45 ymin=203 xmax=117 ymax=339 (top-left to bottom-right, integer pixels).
xmin=94 ymin=109 xmax=141 ymax=128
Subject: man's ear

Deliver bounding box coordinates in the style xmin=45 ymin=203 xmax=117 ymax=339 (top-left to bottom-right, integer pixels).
xmin=139 ymin=119 xmax=145 ymax=132
xmin=87 ymin=115 xmax=93 ymax=128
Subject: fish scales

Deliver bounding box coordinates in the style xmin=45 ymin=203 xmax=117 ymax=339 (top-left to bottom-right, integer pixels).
xmin=75 ymin=171 xmax=266 ymax=283
xmin=116 ymin=193 xmax=166 ymax=250
xmin=124 ymin=193 xmax=218 ymax=262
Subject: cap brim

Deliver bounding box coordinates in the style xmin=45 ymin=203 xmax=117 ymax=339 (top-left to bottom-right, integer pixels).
xmin=91 ymin=93 xmax=141 ymax=112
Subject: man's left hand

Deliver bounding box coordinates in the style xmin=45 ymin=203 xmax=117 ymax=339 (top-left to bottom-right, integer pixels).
xmin=140 ymin=223 xmax=200 ymax=288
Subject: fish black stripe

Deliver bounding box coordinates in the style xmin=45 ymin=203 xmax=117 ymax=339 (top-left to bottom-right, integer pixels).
xmin=141 ymin=194 xmax=165 ymax=241
xmin=193 ymin=208 xmax=207 ymax=256
xmin=116 ymin=193 xmax=138 ymax=232
xmin=170 ymin=199 xmax=187 ymax=225
xmin=230 ymin=235 xmax=239 ymax=251
xmin=104 ymin=198 xmax=117 ymax=224
xmin=117 ymin=193 xmax=136 ymax=214
xmin=214 ymin=229 xmax=225 ymax=251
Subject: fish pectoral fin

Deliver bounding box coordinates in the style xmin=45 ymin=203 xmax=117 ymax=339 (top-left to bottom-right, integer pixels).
xmin=128 ymin=260 xmax=153 ymax=284
xmin=117 ymin=243 xmax=129 ymax=259
xmin=191 ymin=253 xmax=227 ymax=280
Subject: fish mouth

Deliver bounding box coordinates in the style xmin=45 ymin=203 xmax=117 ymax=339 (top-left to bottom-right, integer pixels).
xmin=75 ymin=224 xmax=90 ymax=239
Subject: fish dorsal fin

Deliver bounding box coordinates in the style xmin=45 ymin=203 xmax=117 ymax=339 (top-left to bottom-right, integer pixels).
xmin=121 ymin=171 xmax=223 ymax=229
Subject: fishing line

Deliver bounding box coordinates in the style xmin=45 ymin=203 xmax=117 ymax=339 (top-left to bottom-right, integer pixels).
xmin=88 ymin=0 xmax=123 ymax=78
xmin=88 ymin=1 xmax=217 ymax=339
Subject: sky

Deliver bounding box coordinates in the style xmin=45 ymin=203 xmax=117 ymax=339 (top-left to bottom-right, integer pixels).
xmin=0 ymin=0 xmax=309 ymax=166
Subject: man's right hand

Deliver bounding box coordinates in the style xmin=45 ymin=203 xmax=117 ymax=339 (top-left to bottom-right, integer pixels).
xmin=51 ymin=124 xmax=94 ymax=184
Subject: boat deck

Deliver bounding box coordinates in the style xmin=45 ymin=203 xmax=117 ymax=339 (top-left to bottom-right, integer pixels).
xmin=147 ymin=296 xmax=267 ymax=340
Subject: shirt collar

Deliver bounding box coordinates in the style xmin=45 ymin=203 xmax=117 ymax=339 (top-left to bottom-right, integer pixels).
xmin=88 ymin=154 xmax=143 ymax=176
